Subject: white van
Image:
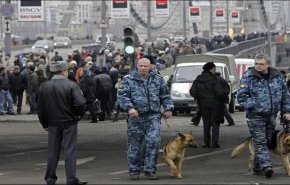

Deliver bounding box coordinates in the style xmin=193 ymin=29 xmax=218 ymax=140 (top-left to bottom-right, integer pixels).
xmin=170 ymin=62 xmax=233 ymax=115
xmin=234 ymin=58 xmax=255 ymax=111
xmin=163 ymin=53 xmax=238 ymax=115
xmin=234 ymin=58 xmax=255 ymax=79
xmin=95 ymin=34 xmax=116 ymax=51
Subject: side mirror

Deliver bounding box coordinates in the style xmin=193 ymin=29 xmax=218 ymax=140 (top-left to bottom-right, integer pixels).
xmin=163 ymin=76 xmax=169 ymax=84
xmin=229 ymin=75 xmax=235 ymax=83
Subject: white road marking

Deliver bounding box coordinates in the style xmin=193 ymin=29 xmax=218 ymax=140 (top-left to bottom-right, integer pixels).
xmin=36 ymin=157 xmax=95 ymax=166
xmin=109 ymin=148 xmax=232 ymax=175
xmin=7 ymin=150 xmax=47 ymax=157
xmin=0 ymin=171 xmax=16 ymax=176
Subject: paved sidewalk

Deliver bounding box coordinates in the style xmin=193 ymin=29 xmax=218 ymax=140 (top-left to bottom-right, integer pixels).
xmin=0 ymin=105 xmax=126 ymax=123
xmin=0 ymin=105 xmax=39 ymax=123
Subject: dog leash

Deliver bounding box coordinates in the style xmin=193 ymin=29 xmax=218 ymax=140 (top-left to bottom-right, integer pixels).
xmin=163 ymin=117 xmax=178 ymax=137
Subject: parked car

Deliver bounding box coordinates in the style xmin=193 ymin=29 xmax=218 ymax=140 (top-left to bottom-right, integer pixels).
xmin=53 ymin=37 xmax=72 ymax=49
xmin=95 ymin=35 xmax=115 ymax=51
xmin=32 ymin=40 xmax=54 ymax=53
xmin=82 ymin=43 xmax=103 ymax=54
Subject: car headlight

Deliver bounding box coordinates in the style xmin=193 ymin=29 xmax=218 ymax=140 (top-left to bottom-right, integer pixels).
xmin=32 ymin=46 xmax=35 ymax=49
xmin=64 ymin=42 xmax=68 ymax=45
xmin=171 ymin=90 xmax=182 ymax=97
xmin=44 ymin=46 xmax=48 ymax=48
xmin=54 ymin=43 xmax=56 ymax=45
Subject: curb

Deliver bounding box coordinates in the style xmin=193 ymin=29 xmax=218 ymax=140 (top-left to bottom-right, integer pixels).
xmin=0 ymin=113 xmax=128 ymax=123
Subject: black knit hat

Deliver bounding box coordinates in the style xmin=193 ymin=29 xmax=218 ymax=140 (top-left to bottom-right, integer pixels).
xmin=203 ymin=62 xmax=216 ymax=71
xmin=0 ymin=67 xmax=5 ymax=73
xmin=144 ymin=54 xmax=156 ymax=65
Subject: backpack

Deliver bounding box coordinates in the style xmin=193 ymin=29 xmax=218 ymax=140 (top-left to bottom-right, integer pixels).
xmin=215 ymin=77 xmax=230 ymax=103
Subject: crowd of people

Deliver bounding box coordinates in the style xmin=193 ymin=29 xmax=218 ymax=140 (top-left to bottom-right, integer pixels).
xmin=1 ymin=33 xmax=289 ymax=183
xmin=0 ymin=39 xmax=179 ymax=120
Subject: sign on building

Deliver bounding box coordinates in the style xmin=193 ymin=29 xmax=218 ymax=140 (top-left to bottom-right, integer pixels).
xmin=189 ymin=7 xmax=201 ymax=22
xmin=111 ymin=0 xmax=130 ymax=19
xmin=0 ymin=4 xmax=14 ymax=18
xmin=231 ymin=10 xmax=240 ymax=23
xmin=214 ymin=9 xmax=225 ymax=22
xmin=155 ymin=0 xmax=169 ymax=17
xmin=18 ymin=0 xmax=44 ymax=22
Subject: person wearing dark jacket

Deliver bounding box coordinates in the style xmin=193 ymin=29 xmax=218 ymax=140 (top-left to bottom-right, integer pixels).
xmin=80 ymin=64 xmax=98 ymax=123
xmin=37 ymin=61 xmax=87 ymax=185
xmin=72 ymin=50 xmax=82 ymax=67
xmin=109 ymin=62 xmax=120 ymax=112
xmin=8 ymin=66 xmax=26 ymax=114
xmin=27 ymin=65 xmax=38 ymax=114
xmin=94 ymin=70 xmax=113 ymax=121
xmin=13 ymin=55 xmax=24 ymax=72
xmin=216 ymin=72 xmax=235 ymax=126
xmin=51 ymin=51 xmax=63 ymax=62
xmin=0 ymin=67 xmax=15 ymax=115
xmin=189 ymin=62 xmax=223 ymax=148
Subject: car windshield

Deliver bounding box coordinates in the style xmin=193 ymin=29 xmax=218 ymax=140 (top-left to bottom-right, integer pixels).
xmin=97 ymin=37 xmax=108 ymax=42
xmin=35 ymin=40 xmax=48 ymax=44
xmin=55 ymin=37 xmax=67 ymax=41
xmin=173 ymin=66 xmax=222 ymax=83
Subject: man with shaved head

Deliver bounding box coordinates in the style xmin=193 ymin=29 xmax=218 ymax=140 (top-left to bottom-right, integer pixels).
xmin=118 ymin=58 xmax=174 ymax=180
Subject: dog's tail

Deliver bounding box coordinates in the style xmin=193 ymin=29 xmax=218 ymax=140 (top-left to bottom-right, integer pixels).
xmin=231 ymin=137 xmax=252 ymax=159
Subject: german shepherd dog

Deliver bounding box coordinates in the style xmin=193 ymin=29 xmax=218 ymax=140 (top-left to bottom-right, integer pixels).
xmin=231 ymin=130 xmax=290 ymax=176
xmin=163 ymin=131 xmax=198 ymax=179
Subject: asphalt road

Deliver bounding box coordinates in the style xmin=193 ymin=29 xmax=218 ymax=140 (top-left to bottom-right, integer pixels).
xmin=0 ymin=112 xmax=290 ymax=184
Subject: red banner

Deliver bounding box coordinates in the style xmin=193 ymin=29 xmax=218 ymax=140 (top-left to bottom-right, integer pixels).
xmin=216 ymin=9 xmax=224 ymax=17
xmin=190 ymin=7 xmax=200 ymax=16
xmin=112 ymin=0 xmax=128 ymax=9
xmin=156 ymin=0 xmax=168 ymax=9
xmin=232 ymin=11 xmax=238 ymax=18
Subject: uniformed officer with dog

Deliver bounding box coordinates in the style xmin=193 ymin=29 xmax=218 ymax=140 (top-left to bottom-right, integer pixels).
xmin=117 ymin=57 xmax=174 ymax=180
xmin=237 ymin=53 xmax=290 ymax=178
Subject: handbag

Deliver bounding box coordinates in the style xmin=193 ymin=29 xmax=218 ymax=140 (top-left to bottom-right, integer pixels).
xmin=94 ymin=99 xmax=102 ymax=115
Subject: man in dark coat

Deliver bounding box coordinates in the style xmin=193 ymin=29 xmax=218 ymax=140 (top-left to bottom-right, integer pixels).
xmin=80 ymin=64 xmax=98 ymax=123
xmin=8 ymin=66 xmax=26 ymax=114
xmin=37 ymin=61 xmax=87 ymax=185
xmin=189 ymin=62 xmax=223 ymax=148
xmin=94 ymin=69 xmax=113 ymax=121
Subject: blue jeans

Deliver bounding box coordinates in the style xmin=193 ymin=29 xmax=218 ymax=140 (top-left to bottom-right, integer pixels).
xmin=0 ymin=90 xmax=14 ymax=113
xmin=28 ymin=91 xmax=37 ymax=113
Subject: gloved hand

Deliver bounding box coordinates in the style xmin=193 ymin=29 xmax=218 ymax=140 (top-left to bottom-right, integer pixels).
xmin=163 ymin=111 xmax=172 ymax=119
xmin=283 ymin=113 xmax=290 ymax=121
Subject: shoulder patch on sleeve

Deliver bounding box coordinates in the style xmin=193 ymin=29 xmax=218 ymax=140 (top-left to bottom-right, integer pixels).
xmin=118 ymin=82 xmax=124 ymax=89
xmin=239 ymin=83 xmax=247 ymax=88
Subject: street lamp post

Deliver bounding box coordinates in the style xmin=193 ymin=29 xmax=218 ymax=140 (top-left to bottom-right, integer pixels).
xmin=266 ymin=14 xmax=273 ymax=66
xmin=4 ymin=0 xmax=11 ymax=56
xmin=147 ymin=0 xmax=151 ymax=42
xmin=101 ymin=0 xmax=107 ymax=48
xmin=210 ymin=0 xmax=213 ymax=39
xmin=183 ymin=0 xmax=186 ymax=39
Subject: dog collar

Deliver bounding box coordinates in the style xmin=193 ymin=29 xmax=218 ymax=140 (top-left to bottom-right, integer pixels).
xmin=282 ymin=149 xmax=290 ymax=155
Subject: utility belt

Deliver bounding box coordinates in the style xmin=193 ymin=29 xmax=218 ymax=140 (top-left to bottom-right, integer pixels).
xmin=138 ymin=111 xmax=160 ymax=117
